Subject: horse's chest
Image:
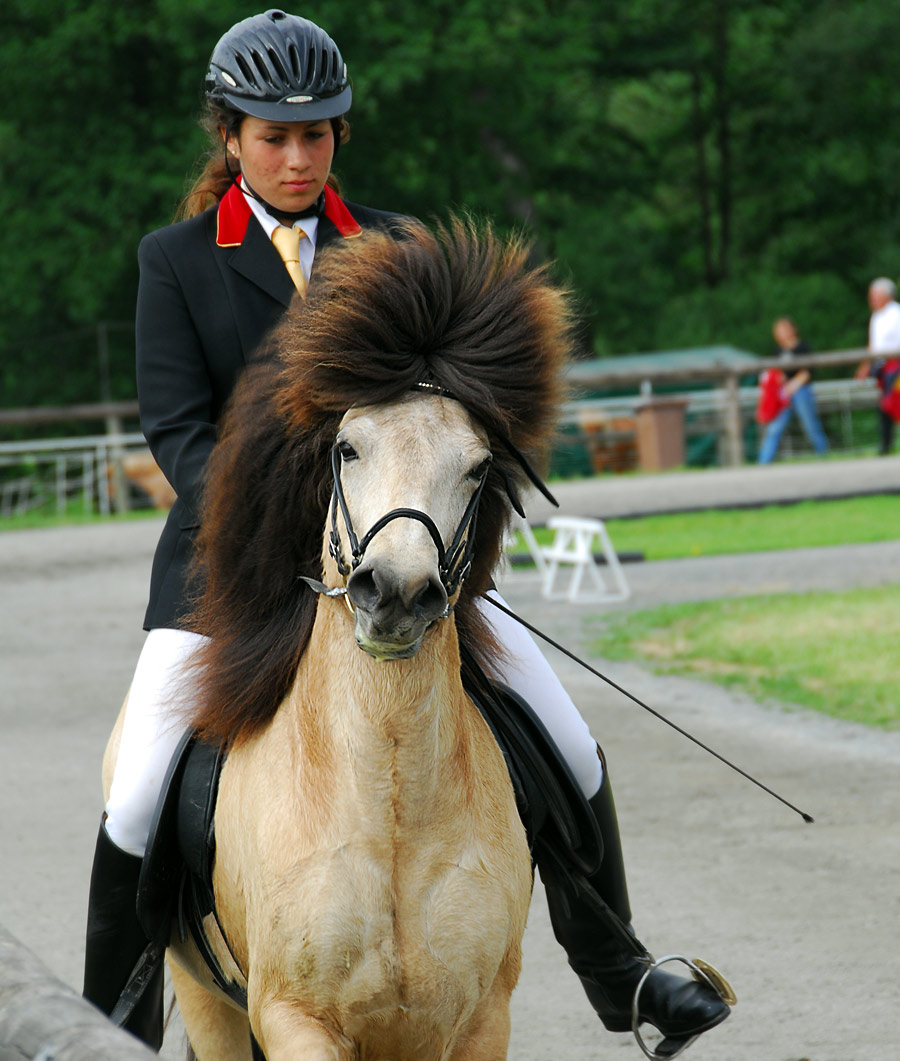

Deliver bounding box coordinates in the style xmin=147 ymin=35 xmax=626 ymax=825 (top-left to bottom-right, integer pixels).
xmin=263 ymin=842 xmax=517 ymax=1020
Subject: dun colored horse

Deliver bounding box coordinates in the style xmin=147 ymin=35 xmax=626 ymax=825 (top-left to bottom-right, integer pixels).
xmin=104 ymin=218 xmax=574 ymax=1059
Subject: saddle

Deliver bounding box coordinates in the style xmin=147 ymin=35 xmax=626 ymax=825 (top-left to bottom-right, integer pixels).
xmin=133 ymin=656 xmax=606 ymax=1016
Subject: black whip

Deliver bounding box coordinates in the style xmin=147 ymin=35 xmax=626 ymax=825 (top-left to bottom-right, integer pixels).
xmin=483 ymin=594 xmax=815 ymax=824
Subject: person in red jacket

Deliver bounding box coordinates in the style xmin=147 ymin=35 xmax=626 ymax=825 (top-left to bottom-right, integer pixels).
xmin=81 ymin=11 xmax=730 ymax=1054
xmin=757 ymin=317 xmax=828 ymax=463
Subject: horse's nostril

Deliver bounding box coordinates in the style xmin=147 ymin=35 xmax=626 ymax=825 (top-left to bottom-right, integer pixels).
xmin=412 ymin=578 xmax=448 ymax=622
xmin=346 ymin=564 xmax=447 ymax=626
xmin=346 ymin=567 xmax=382 ymax=612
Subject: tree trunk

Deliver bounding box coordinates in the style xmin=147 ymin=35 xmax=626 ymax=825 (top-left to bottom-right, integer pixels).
xmin=690 ymin=68 xmax=716 ymax=287
xmin=712 ymin=0 xmax=732 ymax=282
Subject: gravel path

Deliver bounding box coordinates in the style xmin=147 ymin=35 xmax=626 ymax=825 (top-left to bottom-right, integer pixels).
xmin=1 ymin=516 xmax=898 ymax=1060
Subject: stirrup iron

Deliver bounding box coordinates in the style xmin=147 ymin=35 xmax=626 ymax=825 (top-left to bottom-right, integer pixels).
xmin=632 ymin=955 xmax=736 ymax=1060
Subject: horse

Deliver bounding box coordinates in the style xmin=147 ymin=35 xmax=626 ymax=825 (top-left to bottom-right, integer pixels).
xmin=102 ymin=217 xmax=575 ymax=1060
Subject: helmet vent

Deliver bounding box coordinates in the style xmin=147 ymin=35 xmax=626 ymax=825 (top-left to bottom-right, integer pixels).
xmin=287 ymin=41 xmax=302 ymax=79
xmin=236 ymin=54 xmax=257 ymax=88
xmin=252 ymin=51 xmax=273 ymax=86
xmin=267 ymin=47 xmax=289 ymax=86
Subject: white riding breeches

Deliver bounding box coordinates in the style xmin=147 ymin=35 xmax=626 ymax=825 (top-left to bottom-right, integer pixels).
xmin=104 ymin=628 xmax=207 ymax=857
xmin=104 ymin=594 xmax=602 ymax=858
xmin=478 ymin=590 xmax=603 ymax=798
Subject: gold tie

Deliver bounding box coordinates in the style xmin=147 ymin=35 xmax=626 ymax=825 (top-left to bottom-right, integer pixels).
xmin=271 ymin=225 xmax=308 ymax=298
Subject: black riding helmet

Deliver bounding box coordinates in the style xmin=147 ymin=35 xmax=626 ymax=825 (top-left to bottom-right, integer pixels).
xmin=205 ymin=9 xmax=351 ymax=122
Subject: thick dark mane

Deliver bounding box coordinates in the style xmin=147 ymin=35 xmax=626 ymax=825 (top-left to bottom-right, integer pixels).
xmin=187 ymin=216 xmax=575 ymax=746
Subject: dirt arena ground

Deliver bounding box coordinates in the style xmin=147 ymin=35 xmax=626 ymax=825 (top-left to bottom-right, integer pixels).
xmin=1 ymin=516 xmax=898 ymax=1060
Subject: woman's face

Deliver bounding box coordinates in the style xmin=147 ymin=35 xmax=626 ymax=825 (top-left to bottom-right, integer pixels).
xmin=227 ymin=116 xmax=335 ymax=214
xmin=773 ymin=320 xmax=797 ymax=349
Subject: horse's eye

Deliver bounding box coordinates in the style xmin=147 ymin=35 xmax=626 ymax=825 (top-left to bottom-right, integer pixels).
xmin=337 ymin=441 xmax=358 ymax=462
xmin=468 ymin=456 xmax=492 ymax=482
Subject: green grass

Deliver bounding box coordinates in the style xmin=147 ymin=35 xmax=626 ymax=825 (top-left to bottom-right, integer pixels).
xmin=0 ymin=499 xmax=162 ymax=532
xmin=589 ymin=586 xmax=900 ymax=729
xmin=7 ymin=484 xmax=899 ymax=557
xmin=508 ymin=494 xmax=900 ymax=562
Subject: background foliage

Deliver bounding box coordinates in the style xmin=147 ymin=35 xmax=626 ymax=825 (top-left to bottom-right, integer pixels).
xmin=3 ymin=0 xmax=899 ymax=407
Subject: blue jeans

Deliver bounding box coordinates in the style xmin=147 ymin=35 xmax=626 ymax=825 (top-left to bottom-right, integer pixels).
xmin=758 ymin=383 xmax=829 ymax=464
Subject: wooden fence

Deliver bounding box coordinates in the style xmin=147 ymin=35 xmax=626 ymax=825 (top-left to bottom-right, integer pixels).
xmin=0 ymin=346 xmax=891 ymax=519
xmin=0 ymin=924 xmax=155 ymax=1060
xmin=0 ymin=403 xmax=144 ymax=518
xmin=565 ymin=346 xmax=883 ymax=466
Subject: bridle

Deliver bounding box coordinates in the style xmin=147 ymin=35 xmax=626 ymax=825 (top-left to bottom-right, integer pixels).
xmin=301 ymin=383 xmax=558 ymax=609
xmin=326 ymin=440 xmax=491 ymax=603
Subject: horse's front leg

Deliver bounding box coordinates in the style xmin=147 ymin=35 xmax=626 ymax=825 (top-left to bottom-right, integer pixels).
xmin=169 ymin=959 xmax=254 ymax=1061
xmin=447 ymin=972 xmax=517 ymax=1061
xmin=253 ymin=998 xmax=350 ymax=1061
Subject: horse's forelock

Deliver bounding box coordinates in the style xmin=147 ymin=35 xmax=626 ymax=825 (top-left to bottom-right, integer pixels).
xmin=271 ymin=216 xmax=572 ymax=456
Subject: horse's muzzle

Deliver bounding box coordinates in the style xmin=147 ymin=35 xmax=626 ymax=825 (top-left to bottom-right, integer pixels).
xmin=347 ymin=561 xmax=449 ymax=661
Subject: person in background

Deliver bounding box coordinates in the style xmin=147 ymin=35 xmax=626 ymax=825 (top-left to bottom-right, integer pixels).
xmin=856 ymin=277 xmax=900 ymax=455
xmin=757 ymin=316 xmax=828 ymax=463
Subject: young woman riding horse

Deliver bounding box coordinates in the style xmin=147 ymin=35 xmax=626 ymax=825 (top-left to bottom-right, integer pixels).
xmin=82 ymin=9 xmax=730 ymax=1056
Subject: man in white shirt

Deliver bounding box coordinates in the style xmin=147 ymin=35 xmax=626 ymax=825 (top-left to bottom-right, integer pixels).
xmin=856 ymin=277 xmax=900 ymax=454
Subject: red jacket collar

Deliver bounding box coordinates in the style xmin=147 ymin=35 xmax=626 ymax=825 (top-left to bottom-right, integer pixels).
xmin=216 ymin=181 xmax=362 ymax=246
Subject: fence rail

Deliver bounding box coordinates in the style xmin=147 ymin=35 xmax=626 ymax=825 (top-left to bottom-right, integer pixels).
xmin=0 ymin=401 xmax=140 ymax=428
xmin=0 ymin=347 xmax=891 ymax=518
xmin=0 ymin=402 xmax=147 ymax=519
xmin=0 ymin=433 xmax=149 ymax=519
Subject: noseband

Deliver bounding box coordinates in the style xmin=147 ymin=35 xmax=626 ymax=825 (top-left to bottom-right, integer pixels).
xmin=327 ymin=442 xmax=491 ymax=600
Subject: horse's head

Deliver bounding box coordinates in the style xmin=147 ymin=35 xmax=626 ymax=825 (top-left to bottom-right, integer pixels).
xmin=188 ymin=216 xmax=575 ymax=746
xmin=325 ymin=392 xmax=491 ymax=660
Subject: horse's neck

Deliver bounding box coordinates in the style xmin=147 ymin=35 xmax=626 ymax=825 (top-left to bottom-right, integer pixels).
xmin=290 ymin=603 xmax=474 ymax=807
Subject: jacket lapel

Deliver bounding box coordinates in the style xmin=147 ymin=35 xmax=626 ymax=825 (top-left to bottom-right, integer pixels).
xmin=228 ymin=213 xmax=295 ymax=309
xmin=217 ymin=182 xmax=362 ymax=307
xmin=312 ymin=213 xmax=342 ymax=271
xmin=311 ymin=187 xmax=363 ymax=279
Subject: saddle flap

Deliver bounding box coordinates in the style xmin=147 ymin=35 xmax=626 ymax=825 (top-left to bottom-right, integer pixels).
xmin=137 ymin=730 xmax=223 ymax=946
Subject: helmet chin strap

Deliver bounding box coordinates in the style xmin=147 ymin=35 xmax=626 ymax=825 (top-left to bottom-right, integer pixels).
xmin=224 ymin=145 xmax=325 ymax=223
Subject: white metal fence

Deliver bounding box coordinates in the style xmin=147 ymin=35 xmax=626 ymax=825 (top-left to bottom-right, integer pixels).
xmin=0 ymin=371 xmax=888 ymax=520
xmin=0 ymin=433 xmax=148 ymax=518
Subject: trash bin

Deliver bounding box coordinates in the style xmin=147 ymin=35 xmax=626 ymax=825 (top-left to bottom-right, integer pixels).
xmin=635 ymin=398 xmax=688 ymax=471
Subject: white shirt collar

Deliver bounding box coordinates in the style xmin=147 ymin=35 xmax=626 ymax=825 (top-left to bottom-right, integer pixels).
xmin=242 ymin=186 xmax=319 ymax=281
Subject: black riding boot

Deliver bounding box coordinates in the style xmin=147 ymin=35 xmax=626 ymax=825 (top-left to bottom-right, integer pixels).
xmin=543 ymin=757 xmax=730 ymax=1055
xmin=83 ymin=819 xmax=164 ymax=1051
